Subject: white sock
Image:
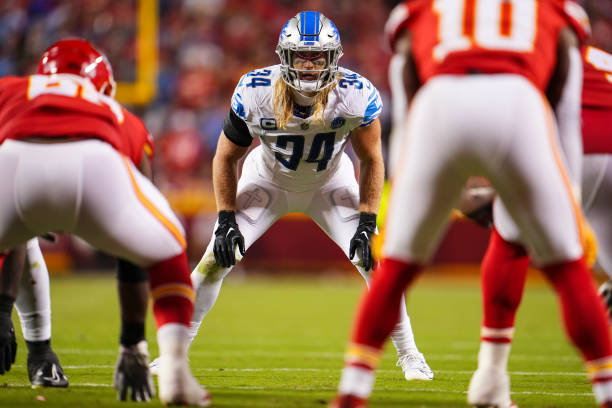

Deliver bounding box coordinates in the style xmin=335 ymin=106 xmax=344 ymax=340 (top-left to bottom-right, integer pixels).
xmin=390 ymin=294 xmax=418 ymax=355
xmin=477 ymin=341 xmax=511 ymax=370
xmin=338 ymin=365 xmax=375 ymax=399
xmin=15 ymin=238 xmax=52 ymax=342
xmin=188 ymin=270 xmax=224 ymax=346
xmin=157 ymin=323 xmax=190 ymax=358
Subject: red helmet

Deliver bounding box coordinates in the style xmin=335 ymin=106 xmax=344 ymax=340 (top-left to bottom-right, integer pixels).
xmin=37 ymin=38 xmax=116 ymax=97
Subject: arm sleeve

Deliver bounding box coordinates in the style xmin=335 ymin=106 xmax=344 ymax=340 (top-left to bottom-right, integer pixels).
xmin=222 ymin=109 xmax=253 ymax=147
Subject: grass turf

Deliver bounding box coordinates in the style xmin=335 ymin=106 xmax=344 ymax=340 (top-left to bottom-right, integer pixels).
xmin=0 ymin=271 xmax=596 ymax=407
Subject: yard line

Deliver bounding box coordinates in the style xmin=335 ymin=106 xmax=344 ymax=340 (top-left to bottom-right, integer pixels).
xmin=52 ymin=348 xmax=582 ymax=362
xmin=1 ymin=382 xmax=594 ymax=397
xmin=18 ymin=364 xmax=586 ymax=377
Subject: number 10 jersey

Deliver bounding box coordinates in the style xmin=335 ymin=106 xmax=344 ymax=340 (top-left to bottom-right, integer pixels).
xmin=231 ymin=65 xmax=382 ymax=192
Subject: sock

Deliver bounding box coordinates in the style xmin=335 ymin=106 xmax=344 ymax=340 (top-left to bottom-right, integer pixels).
xmin=481 ymin=229 xmax=530 ymax=329
xmin=148 ymin=252 xmax=194 ymax=328
xmin=390 ymin=298 xmax=419 ymax=355
xmin=25 ymin=339 xmax=52 ymax=355
xmin=15 ymin=238 xmax=52 ymax=341
xmin=541 ymin=257 xmax=612 ymax=362
xmin=188 ymin=270 xmax=223 ymax=345
xmin=587 ymin=356 xmax=612 ymax=405
xmin=352 ymin=258 xmax=423 ymax=350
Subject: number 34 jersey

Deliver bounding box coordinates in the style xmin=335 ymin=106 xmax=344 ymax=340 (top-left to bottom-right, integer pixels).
xmin=385 ymin=0 xmax=589 ymax=92
xmin=231 ymin=65 xmax=382 ymax=192
xmin=0 ymin=74 xmax=153 ymax=166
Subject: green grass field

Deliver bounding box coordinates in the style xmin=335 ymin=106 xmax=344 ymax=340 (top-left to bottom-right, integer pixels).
xmin=0 ymin=270 xmax=597 ymax=407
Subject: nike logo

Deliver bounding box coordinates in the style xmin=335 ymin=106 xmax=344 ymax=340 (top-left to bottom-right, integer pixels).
xmin=361 ymin=231 xmax=369 ymax=239
xmin=36 ymin=363 xmax=63 ymax=383
xmin=226 ymin=228 xmax=235 ymax=238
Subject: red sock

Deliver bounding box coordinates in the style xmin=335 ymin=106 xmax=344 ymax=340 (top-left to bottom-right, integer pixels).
xmin=352 ymin=258 xmax=422 ymax=351
xmin=481 ymin=228 xmax=530 ymax=330
xmin=541 ymin=257 xmax=612 ymax=361
xmin=148 ymin=252 xmax=194 ymax=328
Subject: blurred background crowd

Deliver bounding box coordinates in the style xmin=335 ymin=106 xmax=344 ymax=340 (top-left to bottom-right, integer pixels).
xmin=0 ymin=0 xmax=610 ymax=270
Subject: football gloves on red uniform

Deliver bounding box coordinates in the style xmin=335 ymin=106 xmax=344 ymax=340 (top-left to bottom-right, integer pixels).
xmin=213 ymin=211 xmax=245 ymax=267
xmin=349 ymin=212 xmax=377 ymax=272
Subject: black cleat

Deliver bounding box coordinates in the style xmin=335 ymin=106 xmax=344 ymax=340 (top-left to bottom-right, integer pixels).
xmin=27 ymin=346 xmax=69 ymax=388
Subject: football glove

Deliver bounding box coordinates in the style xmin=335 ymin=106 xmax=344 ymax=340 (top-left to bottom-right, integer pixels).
xmin=349 ymin=212 xmax=377 ymax=272
xmin=113 ymin=340 xmax=154 ymax=402
xmin=213 ymin=210 xmax=245 ymax=267
xmin=0 ymin=296 xmax=16 ymax=375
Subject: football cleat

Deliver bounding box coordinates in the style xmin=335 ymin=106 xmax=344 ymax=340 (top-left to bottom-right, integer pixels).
xmin=157 ymin=355 xmax=210 ymax=407
xmin=467 ymin=367 xmax=517 ymax=408
xmin=28 ymin=349 xmax=69 ymax=388
xmin=397 ymin=351 xmax=434 ymax=381
xmin=599 ymin=280 xmax=612 ymax=322
xmin=329 ymin=394 xmax=368 ymax=408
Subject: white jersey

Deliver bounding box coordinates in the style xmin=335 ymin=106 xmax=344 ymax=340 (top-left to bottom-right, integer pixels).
xmin=230 ymin=65 xmax=382 ymax=191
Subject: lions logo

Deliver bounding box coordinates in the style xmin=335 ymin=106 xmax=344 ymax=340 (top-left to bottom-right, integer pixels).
xmin=331 ymin=117 xmax=346 ymax=129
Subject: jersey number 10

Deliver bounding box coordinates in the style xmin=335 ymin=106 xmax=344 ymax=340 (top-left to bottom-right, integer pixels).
xmin=433 ymin=0 xmax=536 ymax=61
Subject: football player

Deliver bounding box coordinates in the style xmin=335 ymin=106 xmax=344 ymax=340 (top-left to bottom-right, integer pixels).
xmin=148 ymin=11 xmax=433 ymax=382
xmin=461 ymin=44 xmax=612 ymax=408
xmin=0 ymin=39 xmax=209 ymax=406
xmin=332 ymin=1 xmax=612 ymax=407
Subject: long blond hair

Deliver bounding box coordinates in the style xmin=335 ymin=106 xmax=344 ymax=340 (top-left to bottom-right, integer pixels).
xmin=273 ymin=78 xmax=336 ymax=129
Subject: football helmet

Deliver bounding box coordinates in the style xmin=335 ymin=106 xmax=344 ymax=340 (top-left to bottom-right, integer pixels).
xmin=276 ymin=11 xmax=343 ymax=93
xmin=37 ymin=38 xmax=116 ymax=97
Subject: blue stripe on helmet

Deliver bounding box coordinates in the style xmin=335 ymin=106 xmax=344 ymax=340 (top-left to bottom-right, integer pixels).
xmin=300 ymin=11 xmax=320 ymax=41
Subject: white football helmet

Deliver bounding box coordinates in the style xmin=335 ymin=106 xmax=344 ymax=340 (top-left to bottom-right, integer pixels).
xmin=276 ymin=11 xmax=343 ymax=93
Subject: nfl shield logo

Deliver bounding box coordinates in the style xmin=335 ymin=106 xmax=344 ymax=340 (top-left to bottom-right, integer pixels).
xmin=331 ymin=117 xmax=346 ymax=129
xmin=301 ymin=122 xmax=309 ymax=130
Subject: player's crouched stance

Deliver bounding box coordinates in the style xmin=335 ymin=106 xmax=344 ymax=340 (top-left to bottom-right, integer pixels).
xmin=149 ymin=11 xmax=432 ymax=382
xmin=0 ymin=39 xmax=209 ymax=406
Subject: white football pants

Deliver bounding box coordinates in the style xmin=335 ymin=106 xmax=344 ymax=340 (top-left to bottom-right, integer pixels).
xmin=0 ymin=139 xmax=185 ymax=266
xmin=385 ymin=74 xmax=583 ymax=267
xmin=189 ymin=146 xmax=419 ymax=355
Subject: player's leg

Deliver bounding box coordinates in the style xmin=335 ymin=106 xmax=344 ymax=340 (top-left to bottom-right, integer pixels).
xmin=582 ymin=155 xmax=612 ymax=315
xmin=14 ymin=238 xmax=68 ymax=387
xmin=334 ymin=78 xmax=469 ymax=404
xmin=467 ymin=211 xmax=529 ymax=408
xmin=307 ymin=154 xmax=432 ymax=381
xmin=487 ymin=88 xmax=612 ymax=406
xmin=69 ymin=141 xmax=208 ymax=405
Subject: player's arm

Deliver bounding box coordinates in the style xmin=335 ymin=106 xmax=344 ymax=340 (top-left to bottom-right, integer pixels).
xmin=348 ymin=118 xmax=384 ymax=271
xmin=0 ymin=247 xmax=24 ymax=374
xmin=394 ymin=31 xmax=421 ymax=105
xmin=137 ymin=152 xmax=153 ymax=180
xmin=210 ymin=110 xmax=252 ymax=267
xmin=350 ymin=118 xmax=384 ymax=214
xmin=546 ymin=27 xmax=582 ymax=199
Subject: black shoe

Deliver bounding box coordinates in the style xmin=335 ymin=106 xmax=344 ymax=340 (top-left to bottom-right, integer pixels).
xmin=27 ymin=348 xmax=69 ymax=388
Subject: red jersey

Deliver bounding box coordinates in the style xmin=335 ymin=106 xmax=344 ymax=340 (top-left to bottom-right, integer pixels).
xmin=0 ymin=74 xmax=153 ymax=165
xmin=385 ymin=0 xmax=590 ymax=92
xmin=582 ymin=46 xmax=612 ymax=154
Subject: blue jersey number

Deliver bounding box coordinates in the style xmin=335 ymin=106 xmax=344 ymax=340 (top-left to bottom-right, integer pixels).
xmin=246 ymin=69 xmax=272 ymax=87
xmin=274 ymin=132 xmax=336 ymax=171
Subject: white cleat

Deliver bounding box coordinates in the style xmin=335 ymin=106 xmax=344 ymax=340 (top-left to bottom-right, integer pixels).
xmin=149 ymin=357 xmax=160 ymax=376
xmin=397 ymin=351 xmax=434 ymax=381
xmin=157 ymin=356 xmax=210 ymax=407
xmin=467 ymin=367 xmax=517 ymax=408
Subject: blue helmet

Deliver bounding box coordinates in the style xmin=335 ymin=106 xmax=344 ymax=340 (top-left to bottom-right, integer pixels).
xmin=276 ymin=11 xmax=343 ymax=93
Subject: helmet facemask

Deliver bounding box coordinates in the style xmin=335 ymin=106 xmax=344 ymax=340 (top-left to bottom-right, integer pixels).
xmin=276 ymin=11 xmax=343 ymax=94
